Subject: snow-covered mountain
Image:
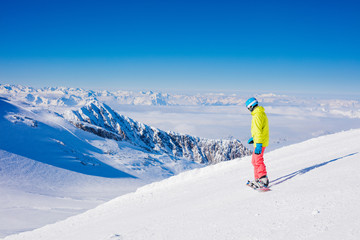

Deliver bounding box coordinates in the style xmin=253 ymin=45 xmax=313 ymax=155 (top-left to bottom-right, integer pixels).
xmin=0 ymin=95 xmax=229 ymax=237
xmin=0 ymin=95 xmax=249 ymax=181
xmin=0 ymin=93 xmax=251 ymax=236
xmin=0 ymin=84 xmax=248 ymax=107
xmin=2 ymin=84 xmax=360 ymax=119
xmin=0 ymin=84 xmax=237 ymax=106
xmin=1 ymin=84 xmax=360 ymax=238
xmin=64 ymin=101 xmax=250 ymax=164
xmin=4 ymin=129 xmax=360 ymax=240
xmin=0 ymin=97 xmax=135 ymax=178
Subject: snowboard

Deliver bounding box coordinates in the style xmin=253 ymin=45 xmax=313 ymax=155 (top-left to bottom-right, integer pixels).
xmin=246 ymin=180 xmax=271 ymax=192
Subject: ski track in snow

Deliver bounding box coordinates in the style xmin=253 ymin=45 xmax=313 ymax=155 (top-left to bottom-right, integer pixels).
xmin=3 ymin=129 xmax=360 ymax=240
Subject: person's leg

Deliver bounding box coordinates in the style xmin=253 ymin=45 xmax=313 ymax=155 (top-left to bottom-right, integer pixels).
xmin=251 ymin=153 xmax=258 ymax=180
xmin=252 ymin=147 xmax=267 ymax=180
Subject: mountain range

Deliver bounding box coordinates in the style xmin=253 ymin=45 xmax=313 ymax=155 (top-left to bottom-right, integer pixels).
xmin=64 ymin=101 xmax=251 ymax=164
xmin=2 ymin=84 xmax=359 ymax=119
xmin=0 ymin=91 xmax=251 ymax=181
xmin=1 ymin=84 xmax=360 ymax=238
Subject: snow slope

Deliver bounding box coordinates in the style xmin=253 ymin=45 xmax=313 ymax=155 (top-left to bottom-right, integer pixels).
xmin=4 ymin=129 xmax=360 ymax=240
xmin=0 ymin=92 xmax=248 ymax=237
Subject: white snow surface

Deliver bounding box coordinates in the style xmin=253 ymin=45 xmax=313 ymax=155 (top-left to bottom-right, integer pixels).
xmin=3 ymin=129 xmax=360 ymax=240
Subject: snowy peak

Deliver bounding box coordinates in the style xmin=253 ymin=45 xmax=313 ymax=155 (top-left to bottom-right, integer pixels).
xmin=65 ymin=101 xmax=251 ymax=164
xmin=0 ymin=84 xmax=171 ymax=106
xmin=2 ymin=84 xmax=360 ymax=120
xmin=0 ymin=98 xmax=134 ymax=178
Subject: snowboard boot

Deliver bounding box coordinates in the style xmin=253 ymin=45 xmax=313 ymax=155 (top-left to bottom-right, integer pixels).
xmin=256 ymin=176 xmax=269 ymax=188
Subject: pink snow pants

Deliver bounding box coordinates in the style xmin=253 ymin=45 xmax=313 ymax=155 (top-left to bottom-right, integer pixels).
xmin=252 ymin=147 xmax=267 ymax=180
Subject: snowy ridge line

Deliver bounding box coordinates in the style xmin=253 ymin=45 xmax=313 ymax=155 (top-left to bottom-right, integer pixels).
xmin=2 ymin=84 xmax=360 ymax=119
xmin=64 ymin=100 xmax=252 ymax=164
xmin=0 ymin=84 xmax=243 ymax=106
xmin=134 ymin=128 xmax=360 ymax=196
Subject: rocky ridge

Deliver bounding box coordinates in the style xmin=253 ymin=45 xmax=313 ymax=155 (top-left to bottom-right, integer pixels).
xmin=64 ymin=101 xmax=251 ymax=164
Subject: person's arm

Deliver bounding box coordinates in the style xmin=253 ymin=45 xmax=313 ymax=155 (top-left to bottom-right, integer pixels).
xmin=252 ymin=114 xmax=264 ymax=154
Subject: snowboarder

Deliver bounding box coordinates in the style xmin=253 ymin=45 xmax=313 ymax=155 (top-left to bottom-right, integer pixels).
xmin=245 ymin=97 xmax=269 ymax=189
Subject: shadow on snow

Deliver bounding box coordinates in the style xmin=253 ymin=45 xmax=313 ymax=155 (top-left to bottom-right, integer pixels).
xmin=270 ymin=152 xmax=358 ymax=187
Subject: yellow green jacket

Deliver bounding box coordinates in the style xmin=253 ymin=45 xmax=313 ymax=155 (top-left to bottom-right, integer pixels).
xmin=251 ymin=106 xmax=269 ymax=147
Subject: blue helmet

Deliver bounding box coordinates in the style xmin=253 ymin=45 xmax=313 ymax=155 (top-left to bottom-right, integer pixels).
xmin=245 ymin=97 xmax=258 ymax=112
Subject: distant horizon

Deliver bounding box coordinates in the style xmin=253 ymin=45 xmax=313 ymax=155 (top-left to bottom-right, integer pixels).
xmin=1 ymin=82 xmax=360 ymax=100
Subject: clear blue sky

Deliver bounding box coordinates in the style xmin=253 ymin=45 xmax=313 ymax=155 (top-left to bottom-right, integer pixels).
xmin=1 ymin=0 xmax=359 ymax=94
